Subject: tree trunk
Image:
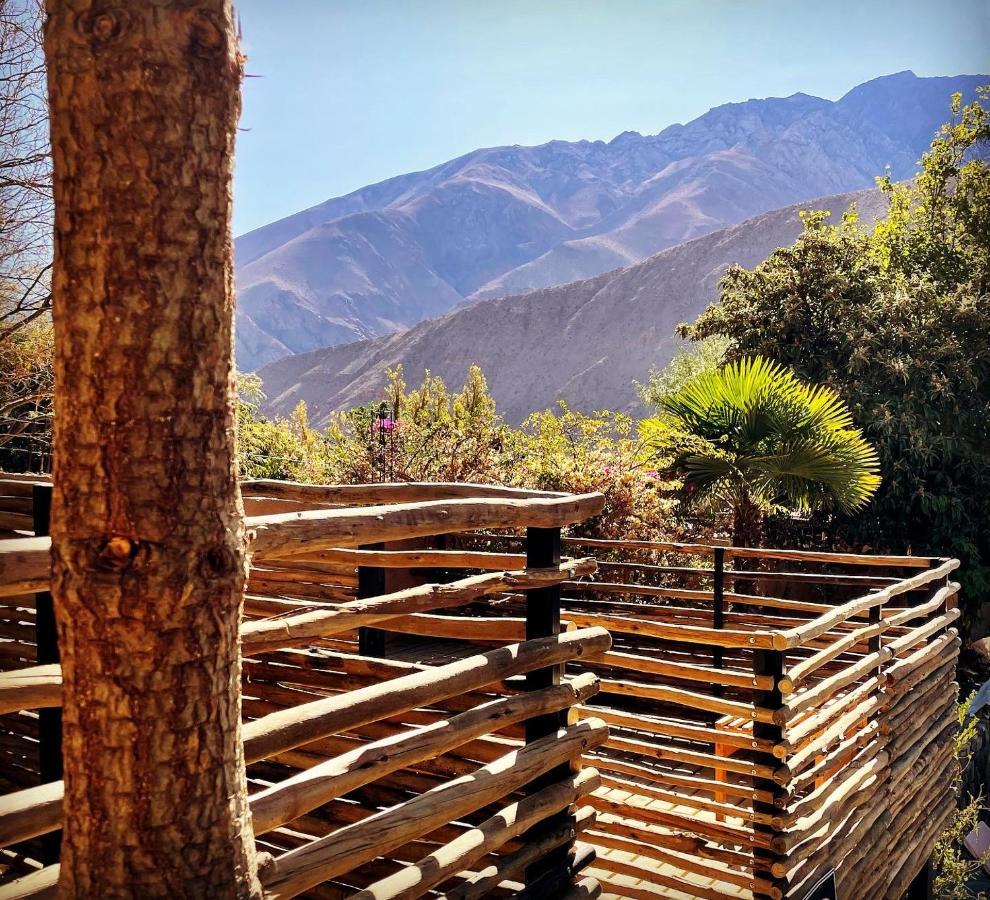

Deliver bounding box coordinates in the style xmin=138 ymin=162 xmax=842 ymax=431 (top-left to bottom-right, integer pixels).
xmin=44 ymin=2 xmax=260 ymax=897
xmin=732 ymin=487 xmax=764 ymax=549
xmin=732 ymin=485 xmax=763 ymax=594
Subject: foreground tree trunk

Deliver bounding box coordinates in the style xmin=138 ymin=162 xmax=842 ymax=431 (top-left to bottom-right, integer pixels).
xmin=732 ymin=487 xmax=763 ymax=595
xmin=44 ymin=2 xmax=261 ymax=896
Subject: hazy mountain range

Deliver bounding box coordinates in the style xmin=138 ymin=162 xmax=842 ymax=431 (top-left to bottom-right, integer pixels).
xmin=257 ymin=187 xmax=890 ymax=424
xmin=236 ymin=70 xmax=986 ymax=372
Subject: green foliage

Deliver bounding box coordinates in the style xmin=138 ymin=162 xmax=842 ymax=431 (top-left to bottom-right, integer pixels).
xmin=638 ymin=335 xmax=733 ymax=408
xmin=931 ymin=693 xmax=986 ymax=899
xmin=510 ymin=403 xmax=684 ymax=541
xmin=235 ymin=365 xmax=697 ymax=543
xmin=680 ymin=88 xmax=990 ymax=615
xmin=644 ymin=355 xmax=880 ymax=545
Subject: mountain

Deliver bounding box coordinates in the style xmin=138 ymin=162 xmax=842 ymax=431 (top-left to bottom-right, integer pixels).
xmin=257 ymin=187 xmax=890 ymax=424
xmin=234 ymin=71 xmax=986 ymax=371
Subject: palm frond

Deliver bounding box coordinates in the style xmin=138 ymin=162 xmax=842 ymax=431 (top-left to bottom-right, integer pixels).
xmin=660 ymin=355 xmax=881 ymax=515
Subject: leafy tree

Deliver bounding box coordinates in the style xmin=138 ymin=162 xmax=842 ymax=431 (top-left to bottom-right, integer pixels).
xmin=511 ymin=402 xmax=685 ymax=541
xmin=639 ymin=336 xmax=734 ymax=409
xmin=649 ymin=356 xmax=879 ymax=547
xmin=681 ymin=89 xmax=990 ymax=624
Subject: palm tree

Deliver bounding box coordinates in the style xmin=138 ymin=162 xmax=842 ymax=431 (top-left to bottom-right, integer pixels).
xmin=655 ymin=356 xmax=880 ymax=548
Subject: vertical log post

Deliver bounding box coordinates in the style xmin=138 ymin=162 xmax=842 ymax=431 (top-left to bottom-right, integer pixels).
xmin=752 ymin=648 xmax=788 ymax=900
xmin=523 ymin=526 xmax=573 ymax=889
xmin=357 ymin=543 xmax=386 ymax=657
xmin=44 ymin=1 xmax=261 ymax=895
xmin=32 ymin=482 xmax=60 ymax=864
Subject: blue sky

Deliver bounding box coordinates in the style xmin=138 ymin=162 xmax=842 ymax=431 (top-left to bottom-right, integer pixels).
xmin=233 ymin=0 xmax=989 ymax=236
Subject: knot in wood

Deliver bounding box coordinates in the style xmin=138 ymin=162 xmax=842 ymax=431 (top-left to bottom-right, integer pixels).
xmin=200 ymin=546 xmax=238 ymax=579
xmin=76 ymin=7 xmax=128 ymax=47
xmin=185 ymin=8 xmax=225 ymax=58
xmin=100 ymin=535 xmax=135 ymax=568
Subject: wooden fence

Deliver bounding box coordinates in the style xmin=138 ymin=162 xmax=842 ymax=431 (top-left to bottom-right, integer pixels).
xmin=0 ymin=477 xmax=612 ymax=899
xmin=0 ymin=478 xmax=964 ymax=898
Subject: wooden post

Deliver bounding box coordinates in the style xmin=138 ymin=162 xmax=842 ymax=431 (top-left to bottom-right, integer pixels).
xmin=523 ymin=526 xmax=572 ymax=887
xmin=32 ymin=482 xmax=60 ymax=864
xmin=357 ymin=543 xmax=387 ymax=657
xmin=752 ymin=648 xmax=788 ymax=900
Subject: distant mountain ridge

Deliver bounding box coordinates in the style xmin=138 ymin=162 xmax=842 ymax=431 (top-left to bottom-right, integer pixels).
xmin=257 ymin=187 xmax=890 ymax=424
xmin=235 ymin=71 xmax=987 ymax=370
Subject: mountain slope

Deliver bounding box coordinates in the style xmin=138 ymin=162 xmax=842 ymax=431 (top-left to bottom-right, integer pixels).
xmin=257 ymin=187 xmax=889 ymax=424
xmin=235 ymin=71 xmax=987 ymax=370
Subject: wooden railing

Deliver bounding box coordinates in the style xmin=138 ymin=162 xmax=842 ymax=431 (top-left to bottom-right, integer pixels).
xmin=0 ymin=478 xmax=964 ymax=898
xmin=0 ymin=478 xmax=611 ymax=899
xmin=455 ymin=533 xmax=961 ymax=900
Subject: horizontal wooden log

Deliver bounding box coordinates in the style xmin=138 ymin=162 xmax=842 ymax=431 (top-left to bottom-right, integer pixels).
xmin=241 ymin=479 xmax=569 ymax=504
xmin=597 ymin=774 xmax=773 ymax=827
xmin=347 ymin=767 xmax=601 ymax=900
xmin=243 ymin=628 xmax=611 ymax=763
xmin=577 ymin=706 xmax=777 ymax=755
xmin=605 ymin=734 xmax=780 ymax=780
xmin=0 ymin=537 xmax=49 ymax=599
xmin=446 ymin=806 xmax=596 ymax=900
xmin=590 ymin=812 xmax=752 ymax=868
xmin=780 ymin=619 xmax=887 ymax=694
xmin=785 ymin=674 xmax=881 ymax=746
xmin=777 ymin=558 xmax=959 ymax=650
xmin=587 ymin=792 xmax=767 ymax=850
xmin=260 ymin=547 xmax=528 ymax=570
xmin=585 ymin=826 xmax=773 ymax=894
xmin=0 ymin=780 xmax=61 ymax=848
xmin=0 ymin=863 xmax=58 ymax=899
xmin=0 ymin=630 xmax=611 ymax=847
xmin=248 ymin=494 xmax=605 ymax=558
xmin=886 ymin=608 xmax=961 ymax=658
xmin=600 ymin=678 xmax=777 ymax=724
xmin=565 ymin=611 xmax=777 ymax=650
xmin=0 ymin=664 xmax=61 ymax=715
xmin=241 ymin=559 xmax=595 ymax=654
xmin=884 ymin=582 xmax=960 ymax=626
xmin=594 ymin=649 xmax=773 ymax=690
xmin=249 ymin=674 xmax=599 ymax=834
xmin=378 ymin=613 xmax=525 ymax=642
xmin=260 ymin=719 xmax=608 ymax=898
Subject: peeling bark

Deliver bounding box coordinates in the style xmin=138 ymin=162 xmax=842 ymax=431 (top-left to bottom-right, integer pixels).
xmin=44 ymin=1 xmax=260 ymax=896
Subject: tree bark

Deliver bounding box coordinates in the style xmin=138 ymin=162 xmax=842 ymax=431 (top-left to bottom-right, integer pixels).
xmin=732 ymin=487 xmax=763 ymax=595
xmin=44 ymin=2 xmax=260 ymax=897
xmin=732 ymin=486 xmax=764 ymax=549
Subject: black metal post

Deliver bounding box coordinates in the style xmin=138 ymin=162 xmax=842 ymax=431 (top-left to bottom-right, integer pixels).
xmin=712 ymin=547 xmax=725 ymax=696
xmin=868 ymin=600 xmax=882 ymax=680
xmin=33 ymin=483 xmax=61 ymax=863
xmin=752 ymin=648 xmax=787 ymax=900
xmin=523 ymin=526 xmax=571 ymax=887
xmin=357 ymin=542 xmax=387 ymax=658
xmin=905 ymin=859 xmax=933 ymax=900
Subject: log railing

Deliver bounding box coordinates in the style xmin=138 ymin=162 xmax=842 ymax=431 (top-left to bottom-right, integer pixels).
xmin=0 ymin=477 xmax=965 ymax=898
xmin=458 ymin=531 xmax=962 ymax=900
xmin=0 ymin=478 xmax=611 ymax=898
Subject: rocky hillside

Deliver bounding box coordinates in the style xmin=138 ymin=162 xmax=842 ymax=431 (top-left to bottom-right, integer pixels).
xmin=235 ymin=71 xmax=986 ymax=370
xmin=257 ymin=187 xmax=889 ymax=424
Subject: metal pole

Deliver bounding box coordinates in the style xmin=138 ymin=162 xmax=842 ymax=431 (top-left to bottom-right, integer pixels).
xmin=523 ymin=526 xmax=571 ymax=887
xmin=357 ymin=542 xmax=387 ymax=657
